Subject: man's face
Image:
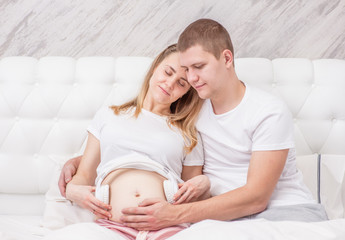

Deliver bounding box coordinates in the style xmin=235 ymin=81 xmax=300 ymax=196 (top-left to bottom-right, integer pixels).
xmin=179 ymin=45 xmax=225 ymax=100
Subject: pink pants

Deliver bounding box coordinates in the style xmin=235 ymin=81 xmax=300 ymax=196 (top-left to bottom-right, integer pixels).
xmin=96 ymin=219 xmax=189 ymax=240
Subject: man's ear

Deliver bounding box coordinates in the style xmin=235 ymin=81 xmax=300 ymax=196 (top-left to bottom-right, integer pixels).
xmin=222 ymin=49 xmax=233 ymax=67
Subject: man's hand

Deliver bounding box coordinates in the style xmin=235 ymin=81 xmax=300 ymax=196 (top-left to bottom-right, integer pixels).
xmin=58 ymin=155 xmax=82 ymax=197
xmin=120 ymin=198 xmax=181 ymax=231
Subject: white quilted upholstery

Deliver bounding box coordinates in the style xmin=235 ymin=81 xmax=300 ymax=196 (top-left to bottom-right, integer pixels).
xmin=236 ymin=58 xmax=345 ymax=155
xmin=0 ymin=57 xmax=344 ymax=220
xmin=0 ymin=56 xmax=152 ymax=215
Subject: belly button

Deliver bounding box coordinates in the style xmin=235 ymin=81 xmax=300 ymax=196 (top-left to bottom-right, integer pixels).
xmin=135 ymin=192 xmax=140 ymax=197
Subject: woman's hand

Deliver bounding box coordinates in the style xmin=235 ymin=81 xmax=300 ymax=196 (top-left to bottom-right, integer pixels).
xmin=173 ymin=175 xmax=211 ymax=204
xmin=58 ymin=156 xmax=82 ymax=197
xmin=66 ymin=183 xmax=112 ymax=219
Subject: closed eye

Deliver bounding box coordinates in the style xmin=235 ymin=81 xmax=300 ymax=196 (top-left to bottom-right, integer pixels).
xmin=178 ymin=78 xmax=189 ymax=87
xmin=165 ymin=70 xmax=172 ymax=76
xmin=178 ymin=80 xmax=185 ymax=87
xmin=194 ymin=64 xmax=204 ymax=69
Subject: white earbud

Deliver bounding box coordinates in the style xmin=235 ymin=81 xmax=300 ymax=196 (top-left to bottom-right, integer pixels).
xmin=163 ymin=180 xmax=179 ymax=203
xmin=95 ymin=185 xmax=109 ymax=204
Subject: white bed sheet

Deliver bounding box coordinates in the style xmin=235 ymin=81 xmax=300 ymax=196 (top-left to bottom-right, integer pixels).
xmin=1 ymin=215 xmax=345 ymax=240
xmin=171 ymin=218 xmax=345 ymax=240
xmin=0 ymin=215 xmax=50 ymax=240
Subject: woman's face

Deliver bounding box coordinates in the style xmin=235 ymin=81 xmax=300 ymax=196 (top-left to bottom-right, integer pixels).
xmin=148 ymin=53 xmax=191 ymax=105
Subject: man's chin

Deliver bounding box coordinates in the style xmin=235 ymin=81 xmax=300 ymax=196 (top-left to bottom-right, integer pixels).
xmin=196 ymin=91 xmax=210 ymax=100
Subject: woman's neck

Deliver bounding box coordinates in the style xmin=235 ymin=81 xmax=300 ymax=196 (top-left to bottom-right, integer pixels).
xmin=142 ymin=96 xmax=171 ymax=116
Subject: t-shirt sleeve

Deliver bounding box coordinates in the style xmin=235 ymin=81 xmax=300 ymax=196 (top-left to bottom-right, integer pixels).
xmin=183 ymin=132 xmax=204 ymax=166
xmin=87 ymin=107 xmax=110 ymax=140
xmin=252 ymin=99 xmax=295 ymax=151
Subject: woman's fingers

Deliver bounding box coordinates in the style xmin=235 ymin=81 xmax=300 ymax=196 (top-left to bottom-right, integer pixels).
xmin=174 ymin=187 xmax=192 ymax=204
xmin=174 ymin=194 xmax=186 ymax=204
xmin=93 ymin=206 xmax=112 ymax=219
xmin=184 ymin=192 xmax=195 ymax=203
xmin=89 ymin=199 xmax=112 ymax=219
xmin=173 ymin=184 xmax=187 ymax=202
xmin=80 ymin=188 xmax=112 ymax=219
xmin=88 ymin=186 xmax=112 ymax=210
xmin=173 ymin=182 xmax=199 ymax=204
xmin=95 ymin=199 xmax=112 ymax=211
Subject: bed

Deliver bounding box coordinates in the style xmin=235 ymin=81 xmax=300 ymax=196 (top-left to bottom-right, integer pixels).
xmin=0 ymin=56 xmax=344 ymax=239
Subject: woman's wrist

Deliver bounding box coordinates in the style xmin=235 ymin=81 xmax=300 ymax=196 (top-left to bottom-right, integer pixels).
xmin=195 ymin=175 xmax=211 ymax=200
xmin=65 ymin=182 xmax=76 ymax=202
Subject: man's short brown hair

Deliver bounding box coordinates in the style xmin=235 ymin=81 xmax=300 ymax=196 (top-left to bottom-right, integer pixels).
xmin=177 ymin=18 xmax=234 ymax=61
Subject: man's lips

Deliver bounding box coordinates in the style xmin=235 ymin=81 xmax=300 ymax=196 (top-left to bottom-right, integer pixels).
xmin=195 ymin=83 xmax=206 ymax=89
xmin=159 ymin=86 xmax=170 ymax=96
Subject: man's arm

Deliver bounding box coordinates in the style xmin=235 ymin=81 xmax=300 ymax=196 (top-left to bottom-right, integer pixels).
xmin=178 ymin=149 xmax=288 ymax=221
xmin=121 ymin=149 xmax=288 ymax=230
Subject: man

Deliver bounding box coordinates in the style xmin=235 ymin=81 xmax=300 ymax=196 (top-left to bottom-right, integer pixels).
xmin=59 ymin=19 xmax=327 ymax=231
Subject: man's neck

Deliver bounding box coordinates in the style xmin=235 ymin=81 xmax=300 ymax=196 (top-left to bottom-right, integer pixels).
xmin=210 ymin=75 xmax=246 ymax=115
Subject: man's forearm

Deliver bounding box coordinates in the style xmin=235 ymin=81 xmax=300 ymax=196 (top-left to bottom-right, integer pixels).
xmin=176 ymin=186 xmax=267 ymax=223
xmin=196 ymin=188 xmax=211 ymax=201
xmin=177 ymin=150 xmax=288 ymax=223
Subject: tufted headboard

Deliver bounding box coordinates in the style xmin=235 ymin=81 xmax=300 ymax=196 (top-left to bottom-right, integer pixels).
xmin=0 ymin=57 xmax=344 ymax=219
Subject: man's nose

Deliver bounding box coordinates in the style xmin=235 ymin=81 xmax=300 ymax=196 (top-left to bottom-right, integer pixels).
xmin=187 ymin=69 xmax=198 ymax=84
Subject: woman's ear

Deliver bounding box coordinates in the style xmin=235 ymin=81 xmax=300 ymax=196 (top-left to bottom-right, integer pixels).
xmin=222 ymin=49 xmax=233 ymax=68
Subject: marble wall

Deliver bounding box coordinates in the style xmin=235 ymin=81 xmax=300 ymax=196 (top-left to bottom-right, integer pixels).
xmin=0 ymin=0 xmax=344 ymax=59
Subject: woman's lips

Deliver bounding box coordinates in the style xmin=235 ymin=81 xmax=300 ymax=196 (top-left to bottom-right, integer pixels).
xmin=159 ymin=86 xmax=170 ymax=96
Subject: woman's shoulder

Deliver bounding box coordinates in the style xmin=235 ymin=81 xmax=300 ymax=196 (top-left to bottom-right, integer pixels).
xmin=93 ymin=106 xmax=122 ymax=122
xmin=97 ymin=105 xmax=114 ymax=116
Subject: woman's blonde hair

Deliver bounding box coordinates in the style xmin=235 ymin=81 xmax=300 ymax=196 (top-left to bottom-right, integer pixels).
xmin=110 ymin=44 xmax=204 ymax=153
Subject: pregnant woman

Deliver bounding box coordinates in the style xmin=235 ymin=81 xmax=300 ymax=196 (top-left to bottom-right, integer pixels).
xmin=46 ymin=44 xmax=210 ymax=240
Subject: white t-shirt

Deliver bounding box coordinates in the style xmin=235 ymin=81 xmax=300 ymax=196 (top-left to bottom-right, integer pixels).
xmin=87 ymin=107 xmax=204 ymax=182
xmin=196 ymin=83 xmax=315 ymax=207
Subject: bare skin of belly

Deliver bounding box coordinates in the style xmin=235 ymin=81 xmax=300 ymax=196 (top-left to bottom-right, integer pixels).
xmin=96 ymin=168 xmax=167 ymax=223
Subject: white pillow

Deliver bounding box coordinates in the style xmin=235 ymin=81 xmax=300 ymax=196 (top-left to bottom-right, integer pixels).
xmin=41 ymin=155 xmax=93 ymax=230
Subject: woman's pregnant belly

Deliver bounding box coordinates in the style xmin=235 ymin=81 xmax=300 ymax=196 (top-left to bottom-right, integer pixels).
xmin=99 ymin=168 xmax=167 ymax=222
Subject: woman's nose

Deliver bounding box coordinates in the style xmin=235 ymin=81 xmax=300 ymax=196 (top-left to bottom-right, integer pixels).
xmin=165 ymin=77 xmax=175 ymax=89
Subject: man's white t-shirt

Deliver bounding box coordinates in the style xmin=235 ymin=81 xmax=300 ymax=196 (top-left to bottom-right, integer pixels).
xmin=197 ymin=83 xmax=315 ymax=207
xmin=87 ymin=107 xmax=204 ymax=182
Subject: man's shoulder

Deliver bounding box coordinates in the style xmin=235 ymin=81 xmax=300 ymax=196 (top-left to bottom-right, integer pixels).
xmin=248 ymin=84 xmax=277 ymax=100
xmin=246 ymin=85 xmax=293 ymax=127
xmin=247 ymin=84 xmax=287 ymax=110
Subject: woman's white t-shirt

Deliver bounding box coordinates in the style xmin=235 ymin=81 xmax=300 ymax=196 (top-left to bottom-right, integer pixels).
xmin=196 ymin=83 xmax=315 ymax=207
xmin=87 ymin=107 xmax=204 ymax=182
